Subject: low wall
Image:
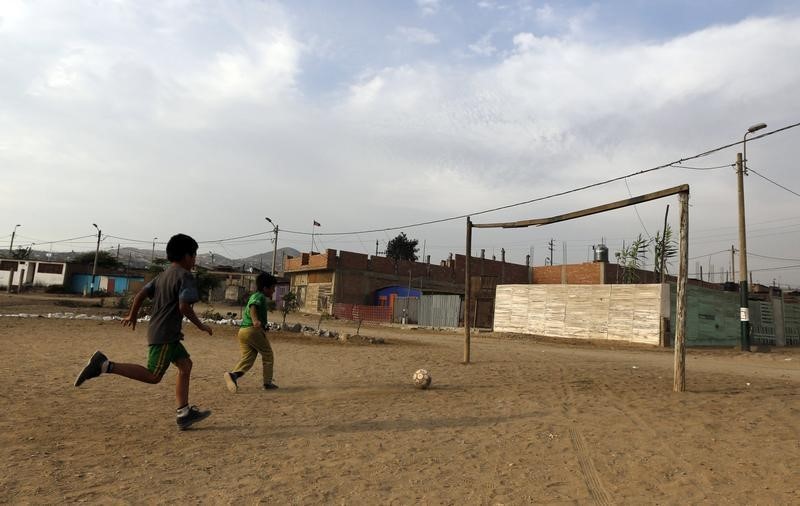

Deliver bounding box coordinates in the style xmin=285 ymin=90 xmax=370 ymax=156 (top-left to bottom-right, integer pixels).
xmin=494 ymin=284 xmax=668 ymax=345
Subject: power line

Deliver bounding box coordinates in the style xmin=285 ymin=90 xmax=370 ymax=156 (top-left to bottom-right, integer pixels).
xmin=624 ymin=177 xmax=652 ymax=240
xmin=14 ymin=120 xmax=800 ymax=246
xmin=669 ymin=162 xmax=735 ymax=170
xmin=750 ymin=264 xmax=800 ymax=273
xmin=748 ymin=252 xmax=800 ymax=262
xmin=18 ymin=234 xmax=96 ymax=247
xmin=747 ymin=167 xmax=800 ymax=198
xmin=279 ymin=121 xmax=800 ymax=237
xmin=688 ymin=249 xmax=729 ymax=261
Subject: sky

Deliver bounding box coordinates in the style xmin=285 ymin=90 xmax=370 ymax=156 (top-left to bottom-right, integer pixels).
xmin=2 ymin=0 xmax=800 ymax=287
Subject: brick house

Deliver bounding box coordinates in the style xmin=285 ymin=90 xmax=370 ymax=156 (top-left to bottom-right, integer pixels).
xmin=283 ymin=249 xmax=530 ymax=326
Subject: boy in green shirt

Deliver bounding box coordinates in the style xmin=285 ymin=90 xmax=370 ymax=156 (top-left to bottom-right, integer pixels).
xmin=224 ymin=272 xmax=279 ymax=392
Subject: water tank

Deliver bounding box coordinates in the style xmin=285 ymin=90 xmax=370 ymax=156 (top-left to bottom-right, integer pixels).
xmin=593 ymin=244 xmax=609 ymax=263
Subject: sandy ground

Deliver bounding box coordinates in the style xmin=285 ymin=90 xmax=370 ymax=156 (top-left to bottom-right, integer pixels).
xmin=1 ymin=293 xmax=799 ymax=505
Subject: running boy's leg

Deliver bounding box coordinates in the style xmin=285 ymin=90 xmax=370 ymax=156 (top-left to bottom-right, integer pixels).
xmin=232 ymin=328 xmax=260 ymax=375
xmin=75 ymin=351 xmax=163 ymax=386
xmin=110 ymin=363 xmax=163 ymax=384
xmin=257 ymin=335 xmax=275 ymax=387
xmin=113 ymin=342 xmax=185 ymax=384
xmin=174 ymin=356 xmax=192 ymax=408
xmin=173 ymin=354 xmax=211 ymax=430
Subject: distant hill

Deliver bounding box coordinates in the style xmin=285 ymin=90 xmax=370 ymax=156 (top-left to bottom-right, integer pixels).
xmin=24 ymin=246 xmax=301 ymax=273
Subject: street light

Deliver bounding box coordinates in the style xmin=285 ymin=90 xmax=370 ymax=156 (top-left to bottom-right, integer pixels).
xmin=152 ymin=237 xmax=158 ymax=262
xmin=90 ymin=223 xmax=101 ymax=296
xmin=265 ymin=217 xmax=279 ymax=275
xmin=736 ymin=122 xmax=767 ymax=351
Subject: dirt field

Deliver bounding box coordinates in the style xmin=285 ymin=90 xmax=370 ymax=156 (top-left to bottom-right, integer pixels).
xmin=1 ymin=294 xmax=799 ymax=504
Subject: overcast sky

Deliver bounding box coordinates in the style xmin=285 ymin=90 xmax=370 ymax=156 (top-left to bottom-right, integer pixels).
xmin=2 ymin=0 xmax=800 ymax=286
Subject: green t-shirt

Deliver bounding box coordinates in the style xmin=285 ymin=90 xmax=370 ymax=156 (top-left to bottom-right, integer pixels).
xmin=241 ymin=291 xmax=268 ymax=329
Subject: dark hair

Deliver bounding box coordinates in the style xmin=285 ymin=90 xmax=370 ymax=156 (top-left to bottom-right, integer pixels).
xmin=256 ymin=272 xmax=277 ymax=291
xmin=166 ymin=233 xmax=199 ymax=262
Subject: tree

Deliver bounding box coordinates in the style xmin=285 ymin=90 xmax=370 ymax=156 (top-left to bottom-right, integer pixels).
xmin=10 ymin=246 xmax=33 ymax=260
xmin=618 ymin=234 xmax=650 ymax=283
xmin=280 ymin=291 xmax=299 ymax=326
xmin=653 ymin=224 xmax=677 ymax=279
xmin=193 ymin=267 xmax=220 ymax=303
xmin=148 ymin=258 xmax=169 ymax=276
xmin=385 ymin=233 xmax=419 ymax=262
xmin=73 ymin=250 xmax=124 ymax=269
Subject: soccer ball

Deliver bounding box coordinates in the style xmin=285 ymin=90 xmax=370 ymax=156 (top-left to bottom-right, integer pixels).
xmin=412 ymin=368 xmax=432 ymax=389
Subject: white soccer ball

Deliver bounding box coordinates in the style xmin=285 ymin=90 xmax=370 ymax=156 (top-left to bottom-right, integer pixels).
xmin=412 ymin=368 xmax=432 ymax=389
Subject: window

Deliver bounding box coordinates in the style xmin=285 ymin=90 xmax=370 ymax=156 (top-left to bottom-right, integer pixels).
xmin=37 ymin=263 xmax=64 ymax=274
xmin=0 ymin=261 xmax=19 ymax=271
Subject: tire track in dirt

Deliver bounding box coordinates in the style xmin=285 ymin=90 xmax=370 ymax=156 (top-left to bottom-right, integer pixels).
xmin=596 ymin=380 xmax=713 ymax=494
xmin=558 ymin=367 xmax=613 ymax=505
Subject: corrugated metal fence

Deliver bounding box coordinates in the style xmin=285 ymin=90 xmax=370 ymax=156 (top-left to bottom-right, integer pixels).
xmin=333 ymin=294 xmax=463 ymax=327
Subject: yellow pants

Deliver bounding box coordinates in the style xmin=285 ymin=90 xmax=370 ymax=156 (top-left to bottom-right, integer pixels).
xmin=233 ymin=326 xmax=274 ymax=384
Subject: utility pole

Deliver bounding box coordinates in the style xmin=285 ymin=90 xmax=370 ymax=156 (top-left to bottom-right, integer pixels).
xmin=151 ymin=237 xmax=157 ymax=262
xmin=7 ymin=224 xmax=21 ymax=293
xmin=730 ymin=245 xmax=736 ymax=283
xmin=736 ymin=122 xmax=766 ymax=352
xmin=548 ymin=238 xmax=555 ymax=266
xmin=265 ymin=217 xmax=279 ymax=275
xmin=736 ymin=151 xmax=750 ymax=351
xmin=90 ymin=224 xmax=101 ymax=296
xmin=9 ymin=224 xmax=20 ymax=256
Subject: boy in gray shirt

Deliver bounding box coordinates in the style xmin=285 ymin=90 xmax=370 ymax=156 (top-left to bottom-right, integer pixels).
xmin=75 ymin=233 xmax=213 ymax=430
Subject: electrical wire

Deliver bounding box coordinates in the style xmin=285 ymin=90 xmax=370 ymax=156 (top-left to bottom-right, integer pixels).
xmin=748 ymin=252 xmax=800 ymax=262
xmin=624 ymin=177 xmax=652 ymax=240
xmin=747 ymin=167 xmax=800 ymax=198
xmin=668 ymin=162 xmax=735 ymax=170
xmin=688 ymin=248 xmax=729 ymax=261
xmin=13 ymin=120 xmax=800 ymax=247
xmin=276 ymin=121 xmax=800 ymax=237
xmin=20 ymin=234 xmax=96 ymax=247
xmin=750 ymin=264 xmax=800 ymax=273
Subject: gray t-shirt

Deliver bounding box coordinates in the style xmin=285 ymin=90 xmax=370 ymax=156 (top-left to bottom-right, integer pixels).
xmin=144 ymin=264 xmax=200 ymax=345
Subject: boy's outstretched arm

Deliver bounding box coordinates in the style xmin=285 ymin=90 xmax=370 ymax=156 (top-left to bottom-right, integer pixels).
xmin=180 ymin=302 xmax=213 ymax=336
xmin=122 ymin=288 xmax=149 ymax=330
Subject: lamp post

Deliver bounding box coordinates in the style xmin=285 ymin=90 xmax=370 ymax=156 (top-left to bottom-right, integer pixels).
xmin=736 ymin=122 xmax=767 ymax=352
xmin=90 ymin=223 xmax=101 ymax=296
xmin=265 ymin=217 xmax=279 ymax=275
xmin=151 ymin=237 xmax=158 ymax=262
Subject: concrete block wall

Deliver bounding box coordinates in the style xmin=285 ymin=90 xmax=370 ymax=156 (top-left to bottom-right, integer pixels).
xmin=533 ymin=263 xmax=603 ymax=284
xmin=338 ymin=251 xmax=369 ymax=270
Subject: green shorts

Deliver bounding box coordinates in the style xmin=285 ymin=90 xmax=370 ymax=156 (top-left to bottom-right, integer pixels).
xmin=147 ymin=341 xmax=190 ymax=377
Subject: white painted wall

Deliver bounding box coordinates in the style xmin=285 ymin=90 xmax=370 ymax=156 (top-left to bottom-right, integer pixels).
xmin=0 ymin=260 xmax=66 ymax=288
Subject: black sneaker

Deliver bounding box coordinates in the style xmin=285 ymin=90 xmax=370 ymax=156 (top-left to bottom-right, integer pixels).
xmin=263 ymin=382 xmax=279 ymax=390
xmin=224 ymin=372 xmax=238 ymax=393
xmin=74 ymin=351 xmax=107 ymax=387
xmin=176 ymin=406 xmax=211 ymax=430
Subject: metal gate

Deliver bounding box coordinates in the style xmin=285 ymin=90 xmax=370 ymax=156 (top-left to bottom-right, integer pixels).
xmin=418 ymin=294 xmax=462 ymax=327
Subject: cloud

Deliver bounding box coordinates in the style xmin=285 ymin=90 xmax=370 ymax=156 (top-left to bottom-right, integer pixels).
xmin=469 ymin=33 xmax=497 ymax=56
xmin=394 ymin=26 xmax=439 ymax=45
xmin=3 ymin=3 xmax=800 ymax=283
xmin=416 ymin=0 xmax=440 ymax=16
